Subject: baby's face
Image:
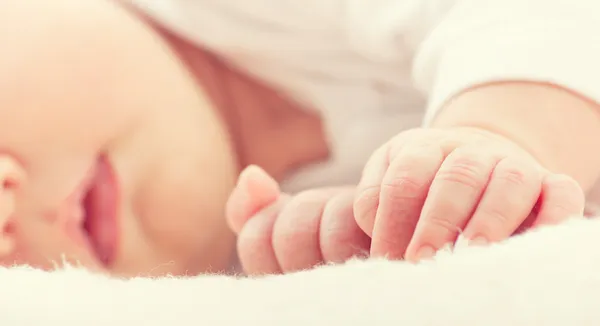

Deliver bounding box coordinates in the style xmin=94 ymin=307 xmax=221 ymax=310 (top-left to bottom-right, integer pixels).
xmin=0 ymin=0 xmax=238 ymax=277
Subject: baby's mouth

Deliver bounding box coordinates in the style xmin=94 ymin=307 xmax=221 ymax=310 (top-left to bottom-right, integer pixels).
xmin=80 ymin=155 xmax=119 ymax=267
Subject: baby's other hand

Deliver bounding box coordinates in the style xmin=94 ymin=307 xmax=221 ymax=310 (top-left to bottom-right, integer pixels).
xmin=354 ymin=127 xmax=585 ymax=261
xmin=226 ymin=166 xmax=369 ymax=275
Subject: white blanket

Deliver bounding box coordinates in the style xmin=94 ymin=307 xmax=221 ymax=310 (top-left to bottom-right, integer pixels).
xmin=1 ymin=216 xmax=598 ymax=325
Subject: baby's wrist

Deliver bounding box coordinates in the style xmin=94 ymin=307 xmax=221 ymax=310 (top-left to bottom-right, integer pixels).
xmin=429 ymin=82 xmax=600 ymax=191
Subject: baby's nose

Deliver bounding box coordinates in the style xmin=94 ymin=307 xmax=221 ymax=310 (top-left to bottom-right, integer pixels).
xmin=0 ymin=156 xmax=25 ymax=190
xmin=0 ymin=156 xmax=23 ymax=256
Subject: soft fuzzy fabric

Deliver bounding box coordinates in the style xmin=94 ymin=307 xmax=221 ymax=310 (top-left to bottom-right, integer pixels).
xmin=1 ymin=216 xmax=599 ymax=325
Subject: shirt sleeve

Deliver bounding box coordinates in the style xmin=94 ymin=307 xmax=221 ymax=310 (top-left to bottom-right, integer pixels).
xmin=413 ymin=0 xmax=600 ymax=125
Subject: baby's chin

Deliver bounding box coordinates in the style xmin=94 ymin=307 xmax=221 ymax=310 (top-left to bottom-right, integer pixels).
xmin=106 ymin=258 xmax=213 ymax=278
xmin=98 ymin=239 xmax=232 ymax=277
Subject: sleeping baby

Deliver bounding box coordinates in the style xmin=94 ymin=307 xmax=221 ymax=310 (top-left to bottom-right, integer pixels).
xmin=0 ymin=0 xmax=596 ymax=280
xmin=3 ymin=0 xmax=600 ymax=324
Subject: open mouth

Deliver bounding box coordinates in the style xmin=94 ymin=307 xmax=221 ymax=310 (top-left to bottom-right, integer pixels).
xmin=80 ymin=155 xmax=119 ymax=267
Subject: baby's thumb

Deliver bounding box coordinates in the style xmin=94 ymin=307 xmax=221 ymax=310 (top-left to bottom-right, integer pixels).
xmin=226 ymin=165 xmax=281 ymax=234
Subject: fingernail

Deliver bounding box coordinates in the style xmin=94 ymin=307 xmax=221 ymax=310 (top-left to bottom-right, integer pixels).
xmin=236 ymin=165 xmax=258 ymax=187
xmin=415 ymin=245 xmax=436 ymax=261
xmin=239 ymin=165 xmax=279 ymax=195
xmin=469 ymin=236 xmax=488 ymax=246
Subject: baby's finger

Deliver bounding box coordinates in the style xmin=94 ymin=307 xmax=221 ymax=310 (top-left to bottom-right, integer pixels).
xmin=461 ymin=157 xmax=543 ymax=244
xmin=534 ymin=174 xmax=585 ymax=227
xmin=370 ymin=144 xmax=444 ymax=259
xmin=273 ymin=189 xmax=341 ymax=273
xmin=405 ymin=148 xmax=498 ymax=261
xmin=354 ymin=130 xmax=432 ymax=235
xmin=226 ymin=165 xmax=280 ymax=234
xmin=354 ymin=145 xmax=391 ymax=236
xmin=320 ymin=189 xmax=370 ymax=263
xmin=237 ymin=195 xmax=290 ymax=276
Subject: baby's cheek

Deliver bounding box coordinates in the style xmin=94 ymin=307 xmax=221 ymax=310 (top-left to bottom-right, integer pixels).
xmin=130 ymin=191 xmax=235 ymax=274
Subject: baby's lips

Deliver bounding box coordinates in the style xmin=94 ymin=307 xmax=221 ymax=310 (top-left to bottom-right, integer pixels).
xmin=226 ymin=165 xmax=281 ymax=233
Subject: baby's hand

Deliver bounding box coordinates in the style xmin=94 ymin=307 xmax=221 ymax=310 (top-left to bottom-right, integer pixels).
xmin=354 ymin=127 xmax=586 ymax=261
xmin=226 ymin=166 xmax=370 ymax=275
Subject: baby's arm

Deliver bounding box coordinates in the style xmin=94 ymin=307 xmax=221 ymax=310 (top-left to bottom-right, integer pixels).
xmin=4 ymin=216 xmax=600 ymax=325
xmin=415 ymin=0 xmax=600 ymax=191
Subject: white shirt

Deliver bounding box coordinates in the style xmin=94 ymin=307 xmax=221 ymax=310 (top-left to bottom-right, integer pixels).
xmin=127 ymin=0 xmax=600 ymax=205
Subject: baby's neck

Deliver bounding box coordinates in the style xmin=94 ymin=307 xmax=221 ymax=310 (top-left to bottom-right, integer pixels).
xmin=153 ymin=24 xmax=331 ymax=182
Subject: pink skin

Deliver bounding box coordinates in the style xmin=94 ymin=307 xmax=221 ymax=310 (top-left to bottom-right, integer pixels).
xmin=0 ymin=0 xmax=329 ymax=277
xmin=2 ymin=1 xmax=588 ymax=277
xmin=226 ymin=166 xmax=370 ymax=275
xmin=229 ymin=128 xmax=585 ymax=274
xmin=354 ymin=127 xmax=586 ymax=261
xmin=0 ymin=0 xmax=242 ymax=277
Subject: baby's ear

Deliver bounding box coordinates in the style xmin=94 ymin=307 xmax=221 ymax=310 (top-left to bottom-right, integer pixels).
xmin=0 ymin=157 xmax=24 ymax=255
xmin=226 ymin=165 xmax=281 ymax=234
